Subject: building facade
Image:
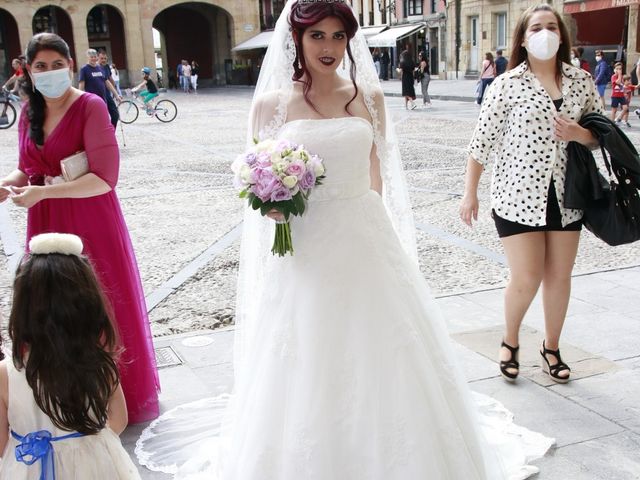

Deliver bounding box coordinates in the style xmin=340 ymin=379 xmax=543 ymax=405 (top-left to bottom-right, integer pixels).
xmin=0 ymin=0 xmax=262 ymax=87
xmin=564 ymin=0 xmax=640 ymax=74
xmin=444 ymin=0 xmax=640 ymax=79
xmin=444 ymin=0 xmax=563 ymax=79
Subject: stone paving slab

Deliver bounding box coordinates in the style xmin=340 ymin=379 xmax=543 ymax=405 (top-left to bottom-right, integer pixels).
xmin=533 ymin=431 xmax=640 ymax=480
xmin=470 ymin=375 xmax=625 ymax=449
xmin=550 ymin=368 xmax=640 ymax=435
xmin=453 ymin=324 xmax=620 ymax=386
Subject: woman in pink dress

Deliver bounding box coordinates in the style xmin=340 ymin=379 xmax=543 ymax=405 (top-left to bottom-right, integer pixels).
xmin=0 ymin=32 xmax=159 ymax=424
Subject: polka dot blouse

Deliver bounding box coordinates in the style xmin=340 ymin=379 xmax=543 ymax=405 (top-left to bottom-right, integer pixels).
xmin=468 ymin=61 xmax=603 ymax=227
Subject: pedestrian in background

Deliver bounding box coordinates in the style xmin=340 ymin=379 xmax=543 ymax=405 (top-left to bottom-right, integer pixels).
xmin=0 ymin=232 xmax=142 ymax=479
xmin=98 ymin=50 xmax=120 ymax=127
xmin=417 ymin=50 xmax=431 ymax=108
xmin=380 ymin=48 xmax=390 ymax=80
xmin=372 ymin=47 xmax=381 ymax=77
xmin=615 ymin=74 xmax=638 ymax=127
xmin=1 ymin=58 xmax=23 ymax=94
xmin=2 ymin=32 xmax=160 ymax=423
xmin=594 ymin=50 xmax=609 ymax=110
xmin=182 ymin=59 xmax=192 ymax=93
xmin=398 ymin=50 xmax=416 ymax=109
xmin=191 ymin=60 xmax=199 ymax=94
xmin=79 ymin=49 xmax=106 ymax=100
xmin=610 ymin=62 xmax=627 ymax=123
xmin=477 ymin=52 xmax=496 ymax=104
xmin=460 ymin=5 xmax=602 ymax=385
xmin=177 ymin=60 xmax=184 ymax=91
xmin=577 ymin=47 xmax=590 ymax=72
xmin=110 ymin=63 xmax=121 ymax=96
xmin=495 ymin=49 xmax=508 ymax=76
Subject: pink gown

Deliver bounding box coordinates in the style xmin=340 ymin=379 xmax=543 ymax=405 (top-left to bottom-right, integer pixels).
xmin=18 ymin=93 xmax=160 ymax=423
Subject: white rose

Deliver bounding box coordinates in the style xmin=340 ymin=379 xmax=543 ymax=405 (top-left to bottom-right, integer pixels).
xmin=256 ymin=139 xmax=276 ymax=152
xmin=240 ymin=164 xmax=252 ymax=183
xmin=231 ymin=155 xmax=244 ymax=174
xmin=312 ymin=161 xmax=325 ymax=176
xmin=282 ymin=175 xmax=298 ymax=189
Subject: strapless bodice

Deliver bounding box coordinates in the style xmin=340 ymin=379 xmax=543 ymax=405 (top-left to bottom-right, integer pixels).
xmin=277 ymin=117 xmax=374 ymax=201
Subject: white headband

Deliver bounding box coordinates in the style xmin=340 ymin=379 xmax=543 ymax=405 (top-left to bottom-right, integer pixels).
xmin=28 ymin=233 xmax=83 ymax=256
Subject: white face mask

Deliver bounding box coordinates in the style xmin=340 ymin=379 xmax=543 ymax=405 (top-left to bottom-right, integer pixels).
xmin=526 ymin=29 xmax=560 ymax=61
xmin=595 ymin=56 xmax=602 ymax=62
xmin=32 ymin=67 xmax=71 ymax=99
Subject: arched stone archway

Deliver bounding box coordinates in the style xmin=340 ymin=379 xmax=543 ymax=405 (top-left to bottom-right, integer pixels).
xmin=0 ymin=8 xmax=20 ymax=82
xmin=153 ymin=2 xmax=233 ymax=86
xmin=32 ymin=5 xmax=77 ymax=64
xmin=86 ymin=4 xmax=128 ymax=74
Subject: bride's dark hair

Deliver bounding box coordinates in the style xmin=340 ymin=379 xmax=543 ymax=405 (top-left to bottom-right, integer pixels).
xmin=289 ymin=0 xmax=360 ymax=114
xmin=9 ymin=252 xmax=121 ymax=435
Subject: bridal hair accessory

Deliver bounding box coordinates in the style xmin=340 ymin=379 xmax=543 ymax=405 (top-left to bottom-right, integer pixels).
xmin=28 ymin=233 xmax=83 ymax=256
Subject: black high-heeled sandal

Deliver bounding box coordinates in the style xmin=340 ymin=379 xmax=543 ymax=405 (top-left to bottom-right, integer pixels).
xmin=499 ymin=340 xmax=520 ymax=382
xmin=540 ymin=340 xmax=571 ymax=384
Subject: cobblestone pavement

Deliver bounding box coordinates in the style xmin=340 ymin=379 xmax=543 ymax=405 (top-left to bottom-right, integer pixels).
xmin=0 ymin=87 xmax=639 ymax=337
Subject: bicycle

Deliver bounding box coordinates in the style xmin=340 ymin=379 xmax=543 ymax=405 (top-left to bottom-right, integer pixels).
xmin=0 ymin=88 xmax=20 ymax=129
xmin=117 ymin=89 xmax=178 ymax=124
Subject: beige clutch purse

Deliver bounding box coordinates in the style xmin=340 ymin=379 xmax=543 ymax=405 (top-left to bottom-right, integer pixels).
xmin=60 ymin=151 xmax=89 ymax=182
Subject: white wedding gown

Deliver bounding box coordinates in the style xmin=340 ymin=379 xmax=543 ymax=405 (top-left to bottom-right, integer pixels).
xmin=136 ymin=117 xmax=553 ymax=479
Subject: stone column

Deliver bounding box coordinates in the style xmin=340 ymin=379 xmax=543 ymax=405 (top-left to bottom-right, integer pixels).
xmin=627 ymin=4 xmax=639 ymax=70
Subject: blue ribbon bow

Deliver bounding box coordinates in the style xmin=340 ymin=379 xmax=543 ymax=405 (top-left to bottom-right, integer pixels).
xmin=12 ymin=429 xmax=84 ymax=480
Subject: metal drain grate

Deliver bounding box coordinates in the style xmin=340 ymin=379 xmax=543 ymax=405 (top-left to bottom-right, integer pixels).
xmin=155 ymin=346 xmax=183 ymax=369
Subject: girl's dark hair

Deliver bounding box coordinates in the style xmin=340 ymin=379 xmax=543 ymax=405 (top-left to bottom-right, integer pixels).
xmin=485 ymin=52 xmax=494 ymax=63
xmin=22 ymin=32 xmax=72 ymax=146
xmin=9 ymin=252 xmax=120 ymax=435
xmin=508 ymin=4 xmax=571 ymax=83
xmin=289 ymin=0 xmax=360 ymax=115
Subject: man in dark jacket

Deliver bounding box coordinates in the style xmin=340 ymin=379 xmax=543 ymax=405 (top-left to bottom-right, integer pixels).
xmin=380 ymin=49 xmax=390 ymax=80
xmin=495 ymin=49 xmax=508 ymax=76
xmin=594 ymin=50 xmax=610 ymax=110
xmin=98 ymin=50 xmax=121 ymax=127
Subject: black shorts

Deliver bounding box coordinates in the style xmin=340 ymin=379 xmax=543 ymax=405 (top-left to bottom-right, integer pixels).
xmin=611 ymin=97 xmax=627 ymax=109
xmin=493 ymin=180 xmax=582 ymax=238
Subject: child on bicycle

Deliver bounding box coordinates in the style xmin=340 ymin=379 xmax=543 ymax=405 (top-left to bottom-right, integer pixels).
xmin=131 ymin=67 xmax=158 ymax=114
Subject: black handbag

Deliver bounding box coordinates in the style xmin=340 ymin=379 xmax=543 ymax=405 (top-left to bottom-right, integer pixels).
xmin=583 ymin=147 xmax=640 ymax=246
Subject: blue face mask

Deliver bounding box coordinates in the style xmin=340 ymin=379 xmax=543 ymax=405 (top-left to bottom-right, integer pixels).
xmin=32 ymin=67 xmax=71 ymax=99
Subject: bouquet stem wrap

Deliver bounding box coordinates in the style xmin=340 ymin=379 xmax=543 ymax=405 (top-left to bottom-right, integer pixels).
xmin=272 ymin=220 xmax=293 ymax=256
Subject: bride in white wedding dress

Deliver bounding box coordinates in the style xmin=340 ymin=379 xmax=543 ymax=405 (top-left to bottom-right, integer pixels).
xmin=136 ymin=1 xmax=554 ymax=478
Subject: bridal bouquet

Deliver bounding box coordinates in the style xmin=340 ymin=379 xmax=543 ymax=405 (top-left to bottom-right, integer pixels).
xmin=232 ymin=139 xmax=325 ymax=256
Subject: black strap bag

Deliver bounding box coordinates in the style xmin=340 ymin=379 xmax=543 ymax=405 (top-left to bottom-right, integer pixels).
xmin=583 ymin=147 xmax=640 ymax=246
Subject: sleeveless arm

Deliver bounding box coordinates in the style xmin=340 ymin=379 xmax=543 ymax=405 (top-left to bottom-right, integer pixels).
xmin=0 ymin=361 xmax=9 ymax=455
xmin=369 ymin=88 xmax=385 ymax=194
xmin=107 ymin=382 xmax=128 ymax=435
